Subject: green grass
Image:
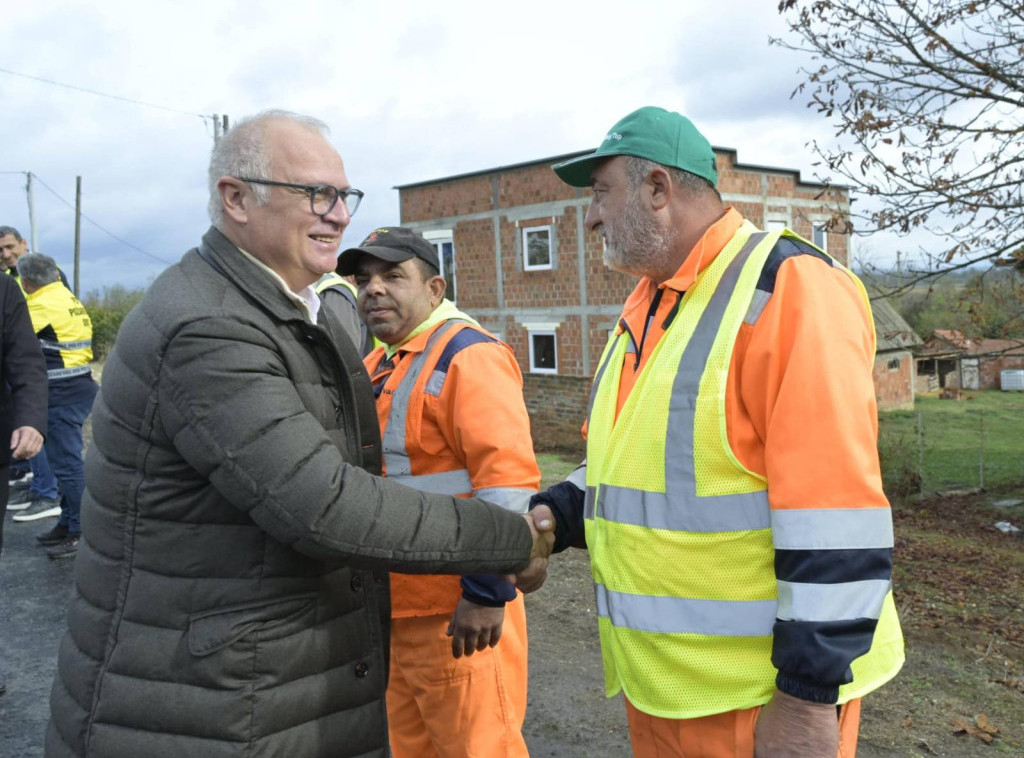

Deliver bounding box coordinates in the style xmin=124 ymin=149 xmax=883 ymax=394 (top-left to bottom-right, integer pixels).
xmin=536 ymin=452 xmax=580 ymax=491
xmin=537 ymin=390 xmax=1024 ymax=501
xmin=879 ymin=390 xmax=1024 ymax=497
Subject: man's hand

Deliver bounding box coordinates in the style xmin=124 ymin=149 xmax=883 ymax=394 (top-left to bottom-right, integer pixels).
xmin=754 ymin=689 xmax=840 ymax=758
xmin=446 ymin=598 xmax=505 ymax=658
xmin=10 ymin=426 xmax=44 ymax=460
xmin=513 ymin=506 xmax=555 ymax=593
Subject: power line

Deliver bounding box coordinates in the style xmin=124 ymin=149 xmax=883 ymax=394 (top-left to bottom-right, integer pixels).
xmin=0 ymin=65 xmax=210 ymax=122
xmin=30 ymin=173 xmax=175 ymax=266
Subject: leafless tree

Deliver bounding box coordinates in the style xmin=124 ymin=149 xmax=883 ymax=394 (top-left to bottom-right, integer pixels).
xmin=774 ymin=0 xmax=1024 ymax=286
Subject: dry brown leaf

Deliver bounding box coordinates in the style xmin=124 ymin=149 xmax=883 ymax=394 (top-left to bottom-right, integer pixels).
xmin=975 ymin=714 xmax=999 ymax=735
xmin=952 ymin=717 xmax=995 ymax=744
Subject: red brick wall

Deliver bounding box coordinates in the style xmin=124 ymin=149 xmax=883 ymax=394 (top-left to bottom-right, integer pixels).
xmin=402 ymin=175 xmax=495 ymax=221
xmin=402 ymin=152 xmax=851 ymax=383
xmin=499 ymin=166 xmax=578 ymax=206
xmin=450 ymin=219 xmax=497 ymax=310
xmin=501 ymin=209 xmax=581 ymax=310
xmin=980 ymin=355 xmax=1024 ymax=389
xmin=872 ymin=351 xmax=915 ymax=411
xmin=522 ymin=373 xmax=590 ymax=453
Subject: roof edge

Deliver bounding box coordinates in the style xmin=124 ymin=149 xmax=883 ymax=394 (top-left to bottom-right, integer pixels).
xmin=393 ymin=146 xmax=850 ymax=192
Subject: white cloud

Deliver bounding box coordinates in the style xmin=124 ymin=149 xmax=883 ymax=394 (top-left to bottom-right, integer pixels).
xmin=0 ymin=0 xmax=908 ymax=294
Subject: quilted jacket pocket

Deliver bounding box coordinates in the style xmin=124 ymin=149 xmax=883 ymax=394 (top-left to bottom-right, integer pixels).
xmin=188 ymin=593 xmax=318 ymax=657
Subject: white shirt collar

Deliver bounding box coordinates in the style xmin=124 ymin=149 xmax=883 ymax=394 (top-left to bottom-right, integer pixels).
xmin=235 ymin=247 xmax=321 ymax=324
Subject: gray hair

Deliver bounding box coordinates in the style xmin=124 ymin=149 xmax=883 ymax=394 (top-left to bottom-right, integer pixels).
xmin=0 ymin=225 xmax=24 ymax=241
xmin=207 ymin=109 xmax=331 ymax=228
xmin=17 ymin=253 xmax=60 ymax=287
xmin=625 ymin=156 xmax=721 ymax=202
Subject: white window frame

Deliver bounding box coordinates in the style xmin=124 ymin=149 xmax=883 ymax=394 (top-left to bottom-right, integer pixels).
xmin=812 ymin=222 xmax=828 ymax=253
xmin=522 ymin=225 xmax=553 ymax=271
xmin=526 ymin=328 xmax=558 ymax=374
xmin=422 ymin=229 xmax=456 ymax=303
xmin=765 ymin=218 xmax=788 ymax=233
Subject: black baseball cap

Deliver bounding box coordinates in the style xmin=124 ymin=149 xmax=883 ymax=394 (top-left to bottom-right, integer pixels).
xmin=336 ymin=226 xmax=439 ymax=275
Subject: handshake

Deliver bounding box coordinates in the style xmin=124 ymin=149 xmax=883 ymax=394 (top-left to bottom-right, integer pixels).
xmin=512 ymin=504 xmax=557 ymax=593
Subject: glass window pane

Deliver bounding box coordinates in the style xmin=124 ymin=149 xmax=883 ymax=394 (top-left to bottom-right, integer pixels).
xmin=813 ymin=224 xmax=827 ymax=250
xmin=526 ymin=228 xmax=551 ymax=268
xmin=532 ymin=334 xmax=556 ymax=370
xmin=442 ymin=242 xmax=456 ymax=303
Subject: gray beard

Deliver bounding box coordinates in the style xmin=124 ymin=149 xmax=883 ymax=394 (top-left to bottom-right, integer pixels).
xmin=602 ymin=187 xmax=674 ymax=278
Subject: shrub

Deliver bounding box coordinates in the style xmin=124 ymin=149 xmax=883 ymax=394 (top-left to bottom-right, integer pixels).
xmin=83 ymin=284 xmax=145 ymax=360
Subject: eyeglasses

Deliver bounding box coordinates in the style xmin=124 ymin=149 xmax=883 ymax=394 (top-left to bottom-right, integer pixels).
xmin=237 ymin=177 xmax=364 ymax=218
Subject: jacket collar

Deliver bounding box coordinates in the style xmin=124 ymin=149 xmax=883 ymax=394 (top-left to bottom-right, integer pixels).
xmin=198 ymin=226 xmax=317 ymax=325
xmin=382 ymin=299 xmax=479 ymax=360
xmin=616 ymin=208 xmax=744 ymax=336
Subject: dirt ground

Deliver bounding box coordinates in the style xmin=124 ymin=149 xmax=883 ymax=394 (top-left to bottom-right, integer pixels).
xmin=522 ymin=476 xmax=1024 ymax=757
xmin=6 ymin=378 xmax=1021 ymax=756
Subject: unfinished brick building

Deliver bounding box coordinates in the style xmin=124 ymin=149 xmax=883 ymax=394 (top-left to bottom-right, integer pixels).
xmin=397 ymin=147 xmax=907 ymax=445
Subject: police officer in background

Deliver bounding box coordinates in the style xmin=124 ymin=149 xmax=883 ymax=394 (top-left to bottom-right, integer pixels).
xmin=16 ymin=254 xmax=99 ymax=559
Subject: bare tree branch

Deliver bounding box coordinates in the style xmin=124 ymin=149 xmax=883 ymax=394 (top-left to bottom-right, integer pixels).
xmin=775 ymin=0 xmax=1024 ymax=289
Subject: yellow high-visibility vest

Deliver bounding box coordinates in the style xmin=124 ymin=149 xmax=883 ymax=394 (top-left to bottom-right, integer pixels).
xmin=585 ymin=223 xmax=904 ymax=719
xmin=25 ymin=281 xmax=94 ymax=380
xmin=315 ymin=271 xmax=358 ymax=298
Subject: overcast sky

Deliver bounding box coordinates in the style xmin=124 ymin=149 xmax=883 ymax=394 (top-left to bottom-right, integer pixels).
xmin=1 ymin=0 xmax=896 ymax=296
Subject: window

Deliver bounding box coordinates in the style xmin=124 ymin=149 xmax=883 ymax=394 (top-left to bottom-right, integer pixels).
xmin=422 ymin=230 xmax=456 ymax=303
xmin=765 ymin=218 xmax=787 ymax=233
xmin=523 ymin=225 xmax=552 ymax=270
xmin=888 ymin=357 xmax=901 ymax=371
xmin=528 ymin=331 xmax=558 ymax=374
xmin=812 ymin=223 xmax=828 ymax=252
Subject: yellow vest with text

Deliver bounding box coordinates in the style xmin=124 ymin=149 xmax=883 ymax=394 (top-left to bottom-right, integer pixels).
xmin=25 ymin=281 xmax=94 ymax=379
xmin=584 ymin=223 xmax=904 ymax=718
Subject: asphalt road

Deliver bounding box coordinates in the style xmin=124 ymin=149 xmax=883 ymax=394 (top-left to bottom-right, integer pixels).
xmin=0 ymin=505 xmax=625 ymax=758
xmin=0 ymin=507 xmax=75 ymax=757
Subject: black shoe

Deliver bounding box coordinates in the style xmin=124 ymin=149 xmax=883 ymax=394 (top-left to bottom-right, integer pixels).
xmin=37 ymin=524 xmax=69 ymax=546
xmin=46 ymin=534 xmax=80 ymax=559
xmin=7 ymin=468 xmax=32 ymax=486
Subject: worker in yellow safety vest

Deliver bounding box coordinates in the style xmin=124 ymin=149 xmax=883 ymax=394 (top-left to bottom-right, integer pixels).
xmin=525 ymin=107 xmax=904 ymax=758
xmin=17 ymin=253 xmax=99 ymax=559
xmin=314 ymin=270 xmax=374 ymax=356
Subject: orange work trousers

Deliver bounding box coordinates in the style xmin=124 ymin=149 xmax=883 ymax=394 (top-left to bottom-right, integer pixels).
xmin=626 ymin=696 xmax=861 ymax=758
xmin=386 ymin=593 xmax=529 ymax=758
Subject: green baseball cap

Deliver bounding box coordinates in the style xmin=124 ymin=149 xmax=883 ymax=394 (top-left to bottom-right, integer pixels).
xmin=552 ymin=106 xmax=718 ymax=188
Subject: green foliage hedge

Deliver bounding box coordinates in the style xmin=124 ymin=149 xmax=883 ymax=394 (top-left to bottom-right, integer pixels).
xmin=83 ymin=284 xmax=145 ymax=360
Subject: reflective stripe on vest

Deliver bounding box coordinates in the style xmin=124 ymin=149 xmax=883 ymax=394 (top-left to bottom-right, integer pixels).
xmin=381 ymin=322 xmax=531 ymax=512
xmin=474 ymin=486 xmax=533 ymax=514
xmin=40 ymin=338 xmax=92 ymax=351
xmin=387 ymin=468 xmax=473 ymax=494
xmin=25 ymin=281 xmax=94 ymax=376
xmin=47 ymin=365 xmax=91 ymax=380
xmin=382 ymin=322 xmax=459 ymax=480
xmin=596 ymin=584 xmax=777 ymax=637
xmin=588 ymin=230 xmax=770 ymax=529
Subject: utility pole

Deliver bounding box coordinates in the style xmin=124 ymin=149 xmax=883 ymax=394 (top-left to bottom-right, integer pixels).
xmin=26 ymin=172 xmax=38 ymax=253
xmin=212 ymin=114 xmax=231 ymax=145
xmin=74 ymin=175 xmax=82 ymax=297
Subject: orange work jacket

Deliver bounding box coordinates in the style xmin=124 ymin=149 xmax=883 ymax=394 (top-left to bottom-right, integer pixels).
xmin=365 ymin=315 xmax=540 ymax=617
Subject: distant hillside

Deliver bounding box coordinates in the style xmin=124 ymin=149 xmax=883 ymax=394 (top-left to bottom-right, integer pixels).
xmin=859 ymin=268 xmax=1023 ymax=341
